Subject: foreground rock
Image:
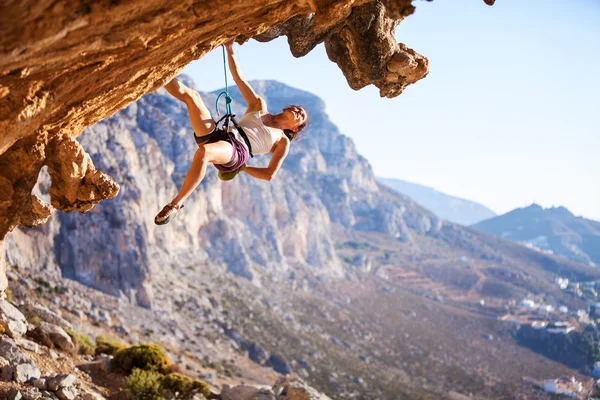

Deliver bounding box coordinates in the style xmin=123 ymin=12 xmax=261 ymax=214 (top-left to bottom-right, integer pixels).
xmin=30 ymin=322 xmax=75 ymax=353
xmin=0 ymin=300 xmax=28 ymax=338
xmin=0 ymin=335 xmax=41 ymax=382
xmin=220 ymin=376 xmax=331 ymax=400
xmin=21 ymin=301 xmax=73 ymax=330
xmin=47 ymin=374 xmax=77 ymax=392
xmin=274 ymin=376 xmax=332 ymax=400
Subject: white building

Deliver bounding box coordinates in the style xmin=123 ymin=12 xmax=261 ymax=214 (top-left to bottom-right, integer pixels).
xmin=577 ymin=309 xmax=592 ymax=325
xmin=531 ymin=321 xmax=548 ymax=329
xmin=518 ymin=299 xmax=537 ymax=309
xmin=539 ymin=304 xmax=555 ymax=313
xmin=556 ymin=277 xmax=569 ymax=290
xmin=546 ymin=322 xmax=575 ymax=335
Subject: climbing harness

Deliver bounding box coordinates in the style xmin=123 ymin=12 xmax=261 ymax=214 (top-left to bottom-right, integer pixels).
xmin=213 ymin=44 xmax=254 ymax=158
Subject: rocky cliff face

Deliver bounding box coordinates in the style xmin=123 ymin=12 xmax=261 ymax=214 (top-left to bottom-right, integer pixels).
xmin=5 ymin=77 xmax=440 ymax=307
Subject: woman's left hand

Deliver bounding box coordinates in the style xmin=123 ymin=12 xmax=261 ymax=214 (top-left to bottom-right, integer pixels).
xmin=224 ymin=39 xmax=235 ymax=51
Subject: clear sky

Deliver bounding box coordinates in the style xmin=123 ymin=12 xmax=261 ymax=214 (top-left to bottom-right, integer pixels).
xmin=183 ymin=0 xmax=600 ymax=221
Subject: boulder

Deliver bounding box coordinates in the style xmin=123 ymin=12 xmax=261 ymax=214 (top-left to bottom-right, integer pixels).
xmin=273 ymin=376 xmax=332 ymax=400
xmin=21 ymin=302 xmax=72 ymax=330
xmin=14 ymin=362 xmax=41 ymax=383
xmin=0 ymin=301 xmax=28 ymax=338
xmin=47 ymin=374 xmax=77 ymax=391
xmin=16 ymin=338 xmax=40 ymax=353
xmin=220 ymin=385 xmax=276 ymax=400
xmin=21 ymin=388 xmax=42 ymax=400
xmin=0 ymin=335 xmax=34 ymax=365
xmin=33 ymin=377 xmax=48 ymax=389
xmin=35 ymin=322 xmax=75 ymax=352
xmin=55 ymin=387 xmax=78 ymax=400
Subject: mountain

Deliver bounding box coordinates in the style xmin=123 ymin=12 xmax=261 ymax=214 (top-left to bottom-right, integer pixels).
xmin=473 ymin=204 xmax=600 ymax=267
xmin=378 ymin=177 xmax=496 ymax=225
xmin=5 ymin=77 xmax=600 ymax=399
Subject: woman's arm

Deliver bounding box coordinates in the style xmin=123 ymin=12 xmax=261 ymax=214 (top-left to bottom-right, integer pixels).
xmin=244 ymin=137 xmax=290 ymax=181
xmin=224 ymin=41 xmax=267 ymax=112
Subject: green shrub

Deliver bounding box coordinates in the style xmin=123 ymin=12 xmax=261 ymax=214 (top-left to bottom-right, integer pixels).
xmin=112 ymin=344 xmax=171 ymax=375
xmin=127 ymin=368 xmax=163 ymax=400
xmin=25 ymin=313 xmax=40 ymax=326
xmin=161 ymin=373 xmax=210 ymax=399
xmin=95 ymin=335 xmax=126 ymax=356
xmin=64 ymin=328 xmax=95 ymax=355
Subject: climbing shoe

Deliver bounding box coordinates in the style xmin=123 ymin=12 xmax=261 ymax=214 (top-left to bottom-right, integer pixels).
xmin=154 ymin=203 xmax=184 ymax=225
xmin=218 ymin=164 xmax=246 ymax=181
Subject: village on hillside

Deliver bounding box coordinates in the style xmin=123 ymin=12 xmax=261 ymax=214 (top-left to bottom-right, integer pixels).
xmin=498 ymin=278 xmax=600 ymax=398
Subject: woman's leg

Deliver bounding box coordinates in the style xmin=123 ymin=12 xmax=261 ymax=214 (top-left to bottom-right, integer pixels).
xmin=169 ymin=141 xmax=234 ymax=206
xmin=165 ymin=78 xmax=215 ymax=137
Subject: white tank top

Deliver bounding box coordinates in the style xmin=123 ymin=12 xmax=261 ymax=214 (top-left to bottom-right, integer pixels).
xmin=235 ymin=112 xmax=282 ymax=155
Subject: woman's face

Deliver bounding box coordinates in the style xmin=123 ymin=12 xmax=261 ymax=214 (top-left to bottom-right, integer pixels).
xmin=282 ymin=105 xmax=308 ymax=131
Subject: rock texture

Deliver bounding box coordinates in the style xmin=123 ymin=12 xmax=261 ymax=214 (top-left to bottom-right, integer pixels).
xmin=0 ymin=336 xmax=41 ymax=383
xmin=0 ymin=301 xmax=28 ymax=339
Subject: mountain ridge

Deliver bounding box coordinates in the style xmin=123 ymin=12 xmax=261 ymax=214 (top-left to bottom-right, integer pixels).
xmin=378 ymin=177 xmax=496 ymax=225
xmin=473 ymin=203 xmax=600 ymax=266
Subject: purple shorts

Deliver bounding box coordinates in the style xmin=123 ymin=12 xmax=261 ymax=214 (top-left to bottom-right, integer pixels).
xmin=195 ymin=128 xmax=249 ymax=172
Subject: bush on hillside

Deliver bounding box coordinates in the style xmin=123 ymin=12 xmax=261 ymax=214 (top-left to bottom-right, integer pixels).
xmin=64 ymin=328 xmax=95 ymax=355
xmin=95 ymin=335 xmax=126 ymax=356
xmin=127 ymin=368 xmax=163 ymax=400
xmin=112 ymin=343 xmax=171 ymax=375
xmin=161 ymin=373 xmax=211 ymax=399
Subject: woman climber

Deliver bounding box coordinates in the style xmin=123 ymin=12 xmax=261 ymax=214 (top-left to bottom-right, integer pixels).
xmin=155 ymin=40 xmax=309 ymax=225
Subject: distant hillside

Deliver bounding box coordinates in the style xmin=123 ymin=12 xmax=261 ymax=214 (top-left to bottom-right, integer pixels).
xmin=473 ymin=204 xmax=600 ymax=266
xmin=378 ymin=177 xmax=496 ymax=225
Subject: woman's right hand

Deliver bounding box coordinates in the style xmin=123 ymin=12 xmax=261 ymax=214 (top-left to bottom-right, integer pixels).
xmin=224 ymin=39 xmax=235 ymax=52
